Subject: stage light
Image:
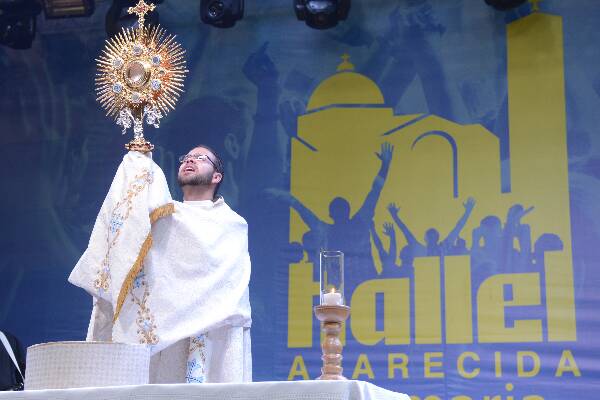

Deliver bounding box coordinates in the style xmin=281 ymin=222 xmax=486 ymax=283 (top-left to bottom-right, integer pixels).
xmin=484 ymin=0 xmax=527 ymax=11
xmin=0 ymin=0 xmax=42 ymax=49
xmin=42 ymin=0 xmax=95 ymax=18
xmin=200 ymin=0 xmax=244 ymax=28
xmin=294 ymin=0 xmax=350 ymax=30
xmin=105 ymin=0 xmax=161 ymax=38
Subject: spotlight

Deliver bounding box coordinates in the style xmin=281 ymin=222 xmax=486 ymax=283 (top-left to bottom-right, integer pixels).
xmin=0 ymin=0 xmax=42 ymax=49
xmin=484 ymin=0 xmax=527 ymax=11
xmin=294 ymin=0 xmax=350 ymax=30
xmin=42 ymin=0 xmax=95 ymax=18
xmin=200 ymin=0 xmax=243 ymax=28
xmin=105 ymin=0 xmax=162 ymax=38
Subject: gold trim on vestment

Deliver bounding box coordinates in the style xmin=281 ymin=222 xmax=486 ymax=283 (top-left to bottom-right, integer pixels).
xmin=113 ymin=202 xmax=175 ymax=322
xmin=150 ymin=202 xmax=175 ymax=223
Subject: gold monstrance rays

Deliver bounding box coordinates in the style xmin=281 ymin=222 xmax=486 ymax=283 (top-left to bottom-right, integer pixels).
xmin=95 ymin=0 xmax=188 ymax=152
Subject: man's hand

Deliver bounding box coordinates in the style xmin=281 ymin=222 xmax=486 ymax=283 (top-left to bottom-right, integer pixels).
xmin=243 ymin=42 xmax=279 ymax=86
xmin=387 ymin=202 xmax=400 ymax=216
xmin=376 ymin=142 xmax=394 ymax=165
xmin=463 ymin=197 xmax=475 ymax=212
xmin=383 ymin=222 xmax=395 ymax=237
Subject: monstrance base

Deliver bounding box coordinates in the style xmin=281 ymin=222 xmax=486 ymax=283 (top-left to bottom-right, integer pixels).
xmin=125 ymin=137 xmax=154 ymax=153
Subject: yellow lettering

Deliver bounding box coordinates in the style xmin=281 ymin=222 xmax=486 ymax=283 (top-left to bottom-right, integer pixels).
xmin=415 ymin=257 xmax=442 ymax=344
xmin=494 ymin=351 xmax=502 ymax=377
xmin=388 ymin=353 xmax=409 ymax=378
xmin=457 ymin=352 xmax=480 ymax=379
xmin=424 ymin=396 xmax=441 ymax=400
xmin=350 ymin=279 xmax=410 ymax=345
xmin=545 ymin=252 xmax=577 ymax=341
xmin=555 ymin=350 xmax=581 ymax=377
xmin=508 ymin=10 xmax=576 ymax=345
xmin=517 ymin=351 xmax=540 ymax=377
xmin=452 ymin=397 xmax=473 ymax=400
xmin=287 ymin=263 xmax=320 ymax=347
xmin=352 ymin=353 xmax=375 ymax=379
xmin=477 ymin=273 xmax=542 ymax=342
xmin=523 ymin=396 xmax=544 ymax=400
xmin=424 ymin=352 xmax=444 ymax=378
xmin=444 ymin=255 xmax=473 ymax=343
xmin=287 ymin=355 xmax=309 ymax=380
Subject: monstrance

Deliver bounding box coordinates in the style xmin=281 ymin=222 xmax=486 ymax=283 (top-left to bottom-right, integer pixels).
xmin=95 ymin=0 xmax=188 ymax=152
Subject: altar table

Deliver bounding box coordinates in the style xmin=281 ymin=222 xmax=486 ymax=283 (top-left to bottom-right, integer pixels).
xmin=0 ymin=380 xmax=409 ymax=400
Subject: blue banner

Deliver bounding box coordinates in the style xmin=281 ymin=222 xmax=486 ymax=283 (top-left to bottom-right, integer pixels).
xmin=1 ymin=1 xmax=598 ymax=399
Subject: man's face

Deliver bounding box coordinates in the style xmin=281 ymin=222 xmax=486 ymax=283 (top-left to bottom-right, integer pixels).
xmin=177 ymin=147 xmax=218 ymax=187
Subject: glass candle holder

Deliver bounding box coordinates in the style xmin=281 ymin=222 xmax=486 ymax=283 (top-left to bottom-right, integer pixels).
xmin=319 ymin=250 xmax=345 ymax=306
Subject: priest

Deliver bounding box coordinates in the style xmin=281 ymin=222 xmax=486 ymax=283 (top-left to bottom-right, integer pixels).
xmin=68 ymin=145 xmax=252 ymax=384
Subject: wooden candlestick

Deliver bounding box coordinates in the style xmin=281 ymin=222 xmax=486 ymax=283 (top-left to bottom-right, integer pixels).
xmin=314 ymin=304 xmax=351 ymax=380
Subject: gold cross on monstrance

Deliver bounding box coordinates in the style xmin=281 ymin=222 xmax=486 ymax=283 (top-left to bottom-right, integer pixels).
xmin=128 ymin=0 xmax=156 ymax=32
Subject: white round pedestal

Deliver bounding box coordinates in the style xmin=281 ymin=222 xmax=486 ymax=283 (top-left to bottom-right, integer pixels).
xmin=25 ymin=341 xmax=150 ymax=390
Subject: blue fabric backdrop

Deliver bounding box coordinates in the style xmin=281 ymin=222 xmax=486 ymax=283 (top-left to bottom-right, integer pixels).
xmin=1 ymin=1 xmax=599 ymax=399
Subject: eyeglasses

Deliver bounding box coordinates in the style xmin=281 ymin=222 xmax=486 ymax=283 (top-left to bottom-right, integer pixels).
xmin=178 ymin=154 xmax=216 ymax=168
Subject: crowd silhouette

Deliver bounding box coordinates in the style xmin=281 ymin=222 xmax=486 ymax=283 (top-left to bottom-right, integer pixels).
xmin=272 ymin=142 xmax=562 ymax=283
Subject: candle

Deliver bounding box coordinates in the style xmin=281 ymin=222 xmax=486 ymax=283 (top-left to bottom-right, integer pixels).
xmin=320 ymin=250 xmax=344 ymax=306
xmin=323 ymin=290 xmax=342 ymax=306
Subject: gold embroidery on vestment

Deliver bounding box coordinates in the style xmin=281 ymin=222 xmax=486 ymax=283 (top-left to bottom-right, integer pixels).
xmin=113 ymin=201 xmax=175 ymax=322
xmin=93 ymin=169 xmax=153 ymax=294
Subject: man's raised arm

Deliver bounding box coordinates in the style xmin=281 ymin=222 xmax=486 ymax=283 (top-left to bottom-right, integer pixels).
xmin=357 ymin=142 xmax=394 ymax=219
xmin=265 ymin=188 xmax=323 ymax=230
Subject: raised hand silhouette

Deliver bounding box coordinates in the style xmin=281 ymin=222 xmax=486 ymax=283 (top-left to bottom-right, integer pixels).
xmin=243 ymin=42 xmax=279 ymax=87
xmin=383 ymin=222 xmax=395 ymax=238
xmin=463 ymin=197 xmax=476 ymax=212
xmin=376 ymin=142 xmax=394 ymax=166
xmin=387 ymin=202 xmax=400 ymax=216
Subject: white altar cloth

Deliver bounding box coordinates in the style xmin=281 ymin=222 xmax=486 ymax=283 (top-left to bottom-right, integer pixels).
xmin=0 ymin=380 xmax=409 ymax=400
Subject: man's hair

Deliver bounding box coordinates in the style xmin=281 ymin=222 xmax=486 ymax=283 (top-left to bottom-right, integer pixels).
xmin=195 ymin=144 xmax=225 ymax=197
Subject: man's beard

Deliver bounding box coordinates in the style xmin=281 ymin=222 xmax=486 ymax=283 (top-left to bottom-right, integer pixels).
xmin=177 ymin=171 xmax=212 ymax=187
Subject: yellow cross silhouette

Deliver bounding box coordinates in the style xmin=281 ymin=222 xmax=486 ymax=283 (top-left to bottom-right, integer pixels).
xmin=529 ymin=0 xmax=541 ymax=12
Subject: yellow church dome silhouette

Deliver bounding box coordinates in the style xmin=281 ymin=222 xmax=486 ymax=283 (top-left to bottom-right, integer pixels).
xmin=307 ymin=54 xmax=385 ymax=111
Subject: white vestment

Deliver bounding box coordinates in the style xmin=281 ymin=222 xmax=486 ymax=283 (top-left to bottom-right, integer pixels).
xmin=68 ymin=152 xmax=252 ymax=383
